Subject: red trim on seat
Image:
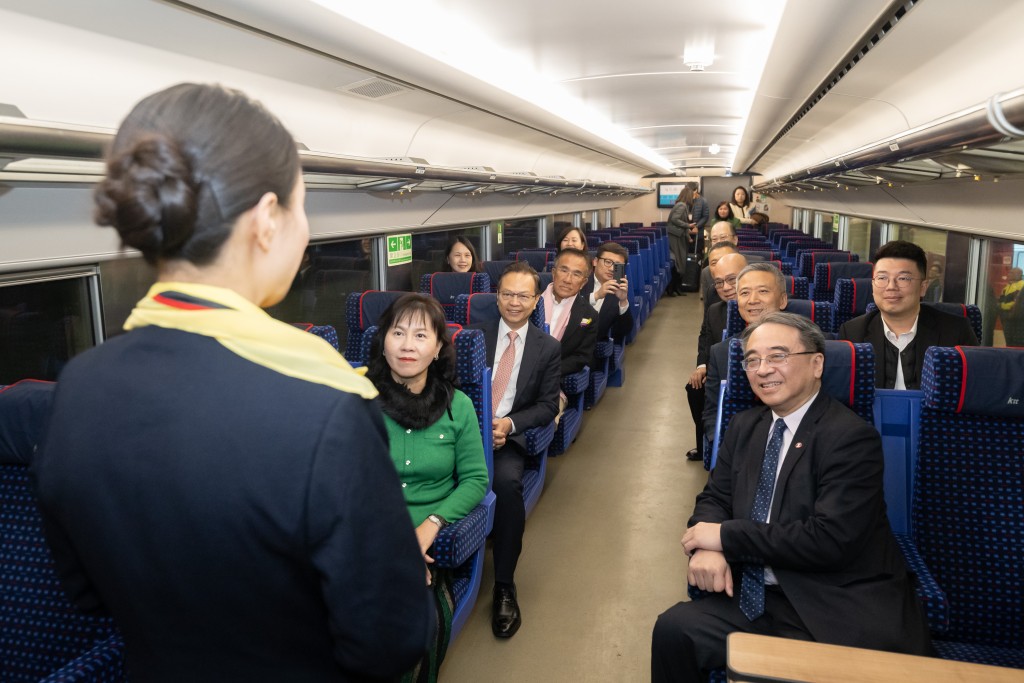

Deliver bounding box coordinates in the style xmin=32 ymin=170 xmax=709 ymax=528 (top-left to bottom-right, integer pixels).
xmin=959 ymin=304 xmax=967 ymax=317
xmin=827 ymin=263 xmax=833 ymax=288
xmin=841 ymin=340 xmax=856 ymax=406
xmin=446 ymin=322 xmax=464 ymax=340
xmin=851 ymin=279 xmax=858 ymax=313
xmin=787 ymin=276 xmax=794 ymax=294
xmin=955 ymin=346 xmax=968 ymax=414
xmin=293 ymin=322 xmax=314 ymax=331
xmin=0 ymin=378 xmax=55 ymax=394
xmin=358 ymin=290 xmax=379 ymax=330
xmin=153 ymin=293 xmax=212 ymax=310
xmin=429 ymin=274 xmax=436 ymax=298
xmin=810 ymin=304 xmax=816 ymax=322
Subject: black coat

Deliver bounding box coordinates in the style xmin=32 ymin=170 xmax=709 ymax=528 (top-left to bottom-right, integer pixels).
xmin=694 ymin=393 xmax=931 ymax=654
xmin=579 ymin=277 xmax=634 ymax=342
xmin=838 ymin=306 xmax=978 ymax=389
xmin=35 ymin=327 xmax=432 ymax=682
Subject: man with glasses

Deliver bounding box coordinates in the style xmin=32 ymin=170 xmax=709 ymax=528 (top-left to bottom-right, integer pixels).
xmin=470 ymin=261 xmax=561 ymax=639
xmin=685 ymin=252 xmax=747 ymax=461
xmin=702 ymin=263 xmax=789 ymax=449
xmin=653 ymin=312 xmax=930 ymax=682
xmin=838 ymin=240 xmax=977 ymax=389
xmin=581 ymin=242 xmax=634 ymax=342
xmin=541 ymin=248 xmax=599 ymax=376
xmin=701 ymin=223 xmax=766 ymax=312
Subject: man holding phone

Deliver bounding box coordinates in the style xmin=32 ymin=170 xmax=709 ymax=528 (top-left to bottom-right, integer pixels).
xmin=583 ymin=241 xmax=634 ymax=342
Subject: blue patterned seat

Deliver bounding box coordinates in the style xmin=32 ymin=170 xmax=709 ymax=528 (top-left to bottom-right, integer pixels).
xmin=290 ymin=322 xmax=339 ymax=351
xmin=342 ymin=290 xmax=406 ymax=363
xmin=768 ymin=259 xmax=792 ymax=276
xmin=865 ymin=302 xmax=983 ymax=342
xmin=811 ymin=261 xmax=873 ymax=302
xmin=418 ymin=272 xmax=491 ymax=320
xmin=832 ymin=277 xmax=875 ymax=330
xmin=783 ymin=275 xmax=809 ymax=301
xmin=481 ymin=260 xmax=516 ymax=292
xmin=551 ymin=365 xmax=590 ymax=456
xmin=510 ymin=249 xmax=556 ymax=272
xmin=585 ymin=338 xmax=613 ymax=409
xmin=1 ymin=382 xmax=126 ymax=682
xmin=451 ymin=293 xmax=552 ymax=518
xmin=796 ymin=250 xmax=857 ymax=280
xmin=736 ymin=249 xmax=775 ymax=262
xmin=910 ymin=346 xmax=1024 ymax=669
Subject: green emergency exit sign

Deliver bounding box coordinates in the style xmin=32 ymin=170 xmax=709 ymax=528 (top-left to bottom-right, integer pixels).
xmin=387 ymin=233 xmax=412 ymax=266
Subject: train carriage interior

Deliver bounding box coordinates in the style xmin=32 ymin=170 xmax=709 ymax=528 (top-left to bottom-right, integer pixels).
xmin=1 ymin=0 xmax=1022 ymax=680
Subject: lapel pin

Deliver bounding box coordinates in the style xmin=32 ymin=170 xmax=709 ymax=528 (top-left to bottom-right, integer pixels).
xmin=795 ymin=442 xmax=803 ymax=449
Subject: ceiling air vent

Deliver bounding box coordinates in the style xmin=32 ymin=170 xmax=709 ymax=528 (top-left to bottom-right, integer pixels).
xmin=338 ymin=77 xmax=410 ymax=100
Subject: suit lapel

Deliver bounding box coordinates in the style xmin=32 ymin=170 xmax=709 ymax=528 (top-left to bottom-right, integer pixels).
xmin=866 ymin=312 xmax=887 ymax=386
xmin=770 ymin=394 xmax=829 ymax=519
xmin=515 ymin=324 xmax=541 ymax=399
xmin=482 ymin=320 xmax=499 ymax=365
xmin=912 ymin=307 xmax=939 ymax=381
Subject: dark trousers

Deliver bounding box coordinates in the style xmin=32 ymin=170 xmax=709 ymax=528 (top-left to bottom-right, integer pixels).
xmin=652 ymin=587 xmax=813 ymax=683
xmin=492 ymin=443 xmax=526 ymax=584
xmin=685 ymin=382 xmax=704 ymax=453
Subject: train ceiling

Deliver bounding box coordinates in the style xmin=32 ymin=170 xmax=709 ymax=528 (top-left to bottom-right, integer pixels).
xmin=2 ymin=0 xmax=1024 ymax=194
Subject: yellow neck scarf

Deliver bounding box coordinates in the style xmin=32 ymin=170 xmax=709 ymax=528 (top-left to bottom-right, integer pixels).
xmin=124 ymin=282 xmax=377 ymax=399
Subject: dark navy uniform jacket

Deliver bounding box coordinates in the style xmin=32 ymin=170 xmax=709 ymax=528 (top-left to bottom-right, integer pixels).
xmin=34 ymin=326 xmax=432 ymax=682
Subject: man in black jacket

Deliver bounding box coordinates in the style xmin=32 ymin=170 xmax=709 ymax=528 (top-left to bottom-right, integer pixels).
xmin=471 ymin=261 xmax=561 ymax=639
xmin=838 ymin=241 xmax=977 ymax=389
xmin=654 ymin=312 xmax=930 ymax=682
xmin=580 ymin=241 xmax=634 ymax=343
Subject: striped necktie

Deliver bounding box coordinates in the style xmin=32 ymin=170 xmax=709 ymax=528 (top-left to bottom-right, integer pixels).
xmin=739 ymin=417 xmax=786 ymax=621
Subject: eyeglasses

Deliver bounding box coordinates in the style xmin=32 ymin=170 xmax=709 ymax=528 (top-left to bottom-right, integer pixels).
xmin=595 ymin=257 xmax=624 ymax=268
xmin=872 ymin=274 xmax=919 ymax=288
xmin=740 ymin=351 xmax=817 ymax=372
xmin=498 ymin=290 xmax=536 ymax=302
xmin=713 ymin=275 xmax=738 ymax=290
xmin=555 ymin=265 xmax=588 ymax=281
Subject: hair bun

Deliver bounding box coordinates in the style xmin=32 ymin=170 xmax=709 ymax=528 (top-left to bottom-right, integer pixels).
xmin=94 ymin=134 xmax=199 ymax=262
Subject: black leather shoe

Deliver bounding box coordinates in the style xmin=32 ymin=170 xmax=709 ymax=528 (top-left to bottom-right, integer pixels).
xmin=686 ymin=448 xmax=701 ymax=461
xmin=492 ymin=584 xmax=521 ymax=638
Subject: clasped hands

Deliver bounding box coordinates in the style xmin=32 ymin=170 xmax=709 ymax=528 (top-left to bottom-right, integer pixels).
xmin=492 ymin=416 xmax=513 ymax=449
xmin=681 ymin=522 xmax=733 ymax=596
xmin=594 ymin=277 xmax=629 ymax=303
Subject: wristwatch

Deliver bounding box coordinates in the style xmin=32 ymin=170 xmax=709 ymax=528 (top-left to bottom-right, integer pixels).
xmin=427 ymin=514 xmax=449 ymax=529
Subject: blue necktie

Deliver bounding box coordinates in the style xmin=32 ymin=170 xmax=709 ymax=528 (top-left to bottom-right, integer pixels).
xmin=739 ymin=418 xmax=786 ymax=621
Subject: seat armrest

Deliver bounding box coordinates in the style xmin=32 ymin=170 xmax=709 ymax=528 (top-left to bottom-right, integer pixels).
xmin=523 ymin=422 xmax=555 ymax=456
xmin=893 ymin=532 xmax=949 ymax=635
xmin=432 ymin=501 xmax=492 ymax=569
xmin=561 ymin=367 xmax=590 ymax=395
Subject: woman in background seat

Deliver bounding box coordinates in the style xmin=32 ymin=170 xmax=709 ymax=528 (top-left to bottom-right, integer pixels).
xmin=367 ymin=293 xmax=488 ymax=683
xmin=33 ymin=83 xmax=432 ymax=682
xmin=557 ymin=225 xmax=588 ymax=252
xmin=443 ymin=236 xmax=482 ymax=273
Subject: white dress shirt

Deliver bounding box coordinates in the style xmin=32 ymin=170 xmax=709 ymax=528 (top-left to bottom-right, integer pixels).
xmin=881 ymin=316 xmax=919 ymax=390
xmin=493 ymin=318 xmax=528 ymax=429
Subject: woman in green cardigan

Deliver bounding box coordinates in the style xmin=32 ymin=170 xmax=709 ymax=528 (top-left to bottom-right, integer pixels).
xmin=367 ymin=293 xmax=488 ymax=683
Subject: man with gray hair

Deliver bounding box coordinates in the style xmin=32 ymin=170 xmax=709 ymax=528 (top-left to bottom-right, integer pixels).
xmin=702 ymin=262 xmax=789 ymax=446
xmin=653 ymin=312 xmax=930 ymax=681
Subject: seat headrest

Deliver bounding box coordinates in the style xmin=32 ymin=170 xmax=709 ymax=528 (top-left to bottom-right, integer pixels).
xmin=0 ymin=380 xmax=56 ymax=465
xmin=428 ymin=272 xmax=490 ymax=303
xmin=358 ymin=291 xmax=406 ymax=330
xmin=451 ymin=328 xmax=487 ymax=382
xmin=923 ymin=346 xmax=1024 ymax=417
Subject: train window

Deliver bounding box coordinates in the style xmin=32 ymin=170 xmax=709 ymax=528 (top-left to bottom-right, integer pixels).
xmin=501 ymin=219 xmax=541 ymax=256
xmin=99 ymin=257 xmax=157 ymax=339
xmin=892 ymin=224 xmax=971 ymax=306
xmin=980 ymin=237 xmax=1024 ymax=347
xmin=845 ymin=217 xmax=886 ymax=262
xmin=265 ymin=238 xmax=373 ymax=355
xmin=383 ymin=227 xmax=484 ymax=292
xmin=0 ymin=269 xmax=99 ymax=384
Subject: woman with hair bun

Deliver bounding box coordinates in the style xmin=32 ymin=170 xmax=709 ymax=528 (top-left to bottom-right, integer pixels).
xmin=34 ymin=83 xmax=432 ymax=681
xmin=366 ymin=293 xmax=487 ymax=682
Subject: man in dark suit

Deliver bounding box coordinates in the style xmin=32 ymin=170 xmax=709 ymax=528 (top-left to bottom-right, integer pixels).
xmin=654 ymin=312 xmax=930 ymax=682
xmin=702 ymin=263 xmax=788 ymax=446
xmin=580 ymin=241 xmax=633 ymax=343
xmin=542 ymin=248 xmax=599 ymax=376
xmin=686 ymin=252 xmax=747 ymax=460
xmin=470 ymin=261 xmax=561 ymax=639
xmin=838 ymin=240 xmax=977 ymax=389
